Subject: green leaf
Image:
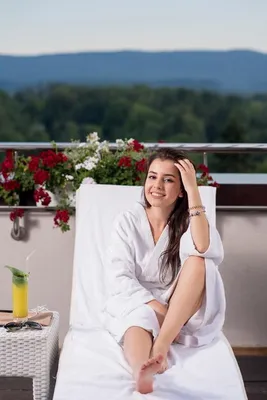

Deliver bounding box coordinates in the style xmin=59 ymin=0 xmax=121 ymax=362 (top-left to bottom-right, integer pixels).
xmin=4 ymin=265 xmax=29 ymax=277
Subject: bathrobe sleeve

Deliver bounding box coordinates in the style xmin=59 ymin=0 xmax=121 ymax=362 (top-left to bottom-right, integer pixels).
xmin=178 ymin=220 xmax=226 ymax=347
xmin=104 ymin=212 xmax=155 ymax=318
xmin=180 ymin=220 xmax=224 ymax=265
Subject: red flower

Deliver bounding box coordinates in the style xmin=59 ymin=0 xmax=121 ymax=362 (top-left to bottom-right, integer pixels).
xmin=41 ymin=195 xmax=51 ymax=206
xmin=158 ymin=140 xmax=165 ymax=143
xmin=135 ymin=158 xmax=147 ymax=172
xmin=2 ymin=157 xmax=14 ymax=171
xmin=129 ymin=140 xmax=144 ymax=152
xmin=0 ymin=151 xmax=14 ymax=179
xmin=33 ymin=170 xmax=50 ymax=185
xmin=28 ymin=156 xmax=40 ymax=172
xmin=54 ymin=209 xmax=70 ymax=226
xmin=10 ymin=208 xmax=24 ymax=222
xmin=34 ymin=187 xmax=51 ymax=206
xmin=3 ymin=180 xmax=20 ymax=191
xmin=40 ymin=150 xmax=68 ymax=168
xmin=56 ymin=153 xmax=68 ymax=163
xmin=40 ymin=150 xmax=58 ymax=168
xmin=6 ymin=150 xmax=14 ymax=160
xmin=118 ymin=156 xmax=132 ymax=168
xmin=197 ymin=164 xmax=209 ymax=174
xmin=210 ymin=181 xmax=220 ymax=188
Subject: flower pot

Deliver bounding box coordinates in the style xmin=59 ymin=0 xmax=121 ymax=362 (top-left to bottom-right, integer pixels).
xmin=35 ymin=186 xmax=76 ymax=208
xmin=35 ymin=187 xmax=57 ymax=207
xmin=54 ymin=184 xmax=76 ymax=207
xmin=197 ymin=185 xmax=217 ymax=225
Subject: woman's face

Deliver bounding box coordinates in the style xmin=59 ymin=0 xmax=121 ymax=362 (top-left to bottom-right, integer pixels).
xmin=144 ymin=158 xmax=183 ymax=209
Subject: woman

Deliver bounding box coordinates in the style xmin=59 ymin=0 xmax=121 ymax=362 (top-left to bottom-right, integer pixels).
xmin=104 ymin=148 xmax=225 ymax=394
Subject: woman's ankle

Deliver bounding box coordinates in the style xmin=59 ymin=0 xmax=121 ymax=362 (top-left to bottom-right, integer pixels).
xmin=152 ymin=338 xmax=170 ymax=356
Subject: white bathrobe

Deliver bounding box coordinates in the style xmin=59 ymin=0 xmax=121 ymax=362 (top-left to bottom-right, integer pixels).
xmin=104 ymin=201 xmax=226 ymax=347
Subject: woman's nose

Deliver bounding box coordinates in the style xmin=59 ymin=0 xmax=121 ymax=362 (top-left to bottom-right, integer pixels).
xmin=153 ymin=180 xmax=163 ymax=189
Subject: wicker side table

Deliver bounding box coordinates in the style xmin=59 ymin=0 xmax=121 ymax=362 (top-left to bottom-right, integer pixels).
xmin=0 ymin=311 xmax=59 ymax=400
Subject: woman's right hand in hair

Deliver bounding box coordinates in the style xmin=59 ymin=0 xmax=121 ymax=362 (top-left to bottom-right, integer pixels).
xmin=146 ymin=300 xmax=168 ymax=327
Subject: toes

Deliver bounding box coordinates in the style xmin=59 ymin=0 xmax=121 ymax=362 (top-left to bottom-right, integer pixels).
xmin=158 ymin=361 xmax=168 ymax=374
xmin=141 ymin=362 xmax=150 ymax=370
xmin=156 ymin=354 xmax=164 ymax=364
xmin=147 ymin=358 xmax=155 ymax=366
xmin=141 ymin=358 xmax=156 ymax=370
xmin=140 ymin=354 xmax=165 ymax=373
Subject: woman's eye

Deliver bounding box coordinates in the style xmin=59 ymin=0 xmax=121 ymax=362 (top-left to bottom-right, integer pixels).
xmin=164 ymin=178 xmax=173 ymax=183
xmin=148 ymin=175 xmax=173 ymax=183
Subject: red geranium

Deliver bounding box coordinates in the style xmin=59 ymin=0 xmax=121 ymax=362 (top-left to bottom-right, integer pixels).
xmin=56 ymin=152 xmax=68 ymax=163
xmin=118 ymin=156 xmax=132 ymax=168
xmin=196 ymin=163 xmax=219 ymax=187
xmin=197 ymin=164 xmax=209 ymax=174
xmin=54 ymin=209 xmax=70 ymax=232
xmin=10 ymin=208 xmax=24 ymax=222
xmin=128 ymin=140 xmax=144 ymax=152
xmin=3 ymin=180 xmax=20 ymax=191
xmin=209 ymin=181 xmax=220 ymax=188
xmin=28 ymin=156 xmax=40 ymax=172
xmin=33 ymin=170 xmax=50 ymax=185
xmin=34 ymin=187 xmax=51 ymax=206
xmin=135 ymin=158 xmax=147 ymax=172
xmin=39 ymin=150 xmax=68 ymax=168
xmin=0 ymin=150 xmax=14 ymax=179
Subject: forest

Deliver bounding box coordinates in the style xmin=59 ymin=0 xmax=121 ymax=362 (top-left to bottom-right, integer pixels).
xmin=1 ymin=84 xmax=267 ymax=172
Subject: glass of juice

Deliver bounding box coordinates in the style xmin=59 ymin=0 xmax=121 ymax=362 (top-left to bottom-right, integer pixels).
xmin=5 ymin=265 xmax=29 ymax=322
xmin=12 ymin=274 xmax=29 ymax=321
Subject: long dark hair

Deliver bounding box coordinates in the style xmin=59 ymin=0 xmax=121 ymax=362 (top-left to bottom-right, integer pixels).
xmin=143 ymin=148 xmax=191 ymax=285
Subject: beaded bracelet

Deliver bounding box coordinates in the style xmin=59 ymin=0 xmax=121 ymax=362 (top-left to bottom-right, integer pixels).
xmin=189 ymin=209 xmax=206 ymax=219
xmin=188 ymin=205 xmax=205 ymax=211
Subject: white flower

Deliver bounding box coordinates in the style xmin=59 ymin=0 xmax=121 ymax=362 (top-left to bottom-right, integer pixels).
xmin=82 ymin=177 xmax=96 ymax=185
xmin=75 ymin=155 xmax=99 ymax=171
xmin=90 ymin=155 xmax=100 ymax=163
xmin=99 ymin=140 xmax=110 ymax=153
xmin=116 ymin=139 xmax=125 ymax=149
xmin=86 ymin=132 xmax=99 ymax=143
xmin=75 ymin=163 xmax=83 ymax=171
xmin=127 ymin=138 xmax=135 ymax=145
xmin=65 ymin=175 xmax=74 ymax=181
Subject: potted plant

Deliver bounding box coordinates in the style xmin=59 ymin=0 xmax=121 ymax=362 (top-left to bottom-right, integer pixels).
xmin=66 ymin=133 xmax=148 ymax=189
xmin=0 ymin=134 xmax=219 ymax=233
xmin=0 ymin=148 xmax=75 ymax=232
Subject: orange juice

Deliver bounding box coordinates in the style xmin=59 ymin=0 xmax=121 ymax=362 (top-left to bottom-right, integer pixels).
xmin=12 ymin=275 xmax=28 ymax=320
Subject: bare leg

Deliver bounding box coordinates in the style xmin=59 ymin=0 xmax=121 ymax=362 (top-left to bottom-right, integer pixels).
xmin=123 ymin=326 xmax=163 ymax=394
xmin=152 ymin=256 xmax=206 ymax=372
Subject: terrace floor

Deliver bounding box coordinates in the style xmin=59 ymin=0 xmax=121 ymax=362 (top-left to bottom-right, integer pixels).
xmin=0 ymin=355 xmax=267 ymax=399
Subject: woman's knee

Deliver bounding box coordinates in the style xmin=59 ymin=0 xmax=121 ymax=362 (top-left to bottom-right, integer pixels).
xmin=181 ymin=256 xmax=206 ymax=280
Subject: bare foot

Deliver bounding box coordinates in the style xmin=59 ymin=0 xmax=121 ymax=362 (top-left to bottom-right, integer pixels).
xmin=135 ymin=354 xmax=164 ymax=394
xmin=151 ymin=342 xmax=169 ymax=374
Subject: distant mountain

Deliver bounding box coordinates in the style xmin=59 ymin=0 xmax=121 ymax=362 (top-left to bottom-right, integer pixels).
xmin=1 ymin=50 xmax=267 ymax=93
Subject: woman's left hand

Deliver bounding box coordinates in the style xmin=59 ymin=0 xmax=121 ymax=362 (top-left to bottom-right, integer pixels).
xmin=174 ymin=159 xmax=198 ymax=193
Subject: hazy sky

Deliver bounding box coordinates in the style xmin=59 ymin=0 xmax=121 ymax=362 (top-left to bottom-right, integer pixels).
xmin=1 ymin=0 xmax=267 ymax=55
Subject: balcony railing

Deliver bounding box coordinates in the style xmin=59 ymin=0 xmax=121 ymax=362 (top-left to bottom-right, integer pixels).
xmin=1 ymin=141 xmax=267 ymax=152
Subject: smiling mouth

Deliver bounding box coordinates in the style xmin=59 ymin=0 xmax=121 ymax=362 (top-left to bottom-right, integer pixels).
xmin=150 ymin=192 xmax=165 ymax=197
